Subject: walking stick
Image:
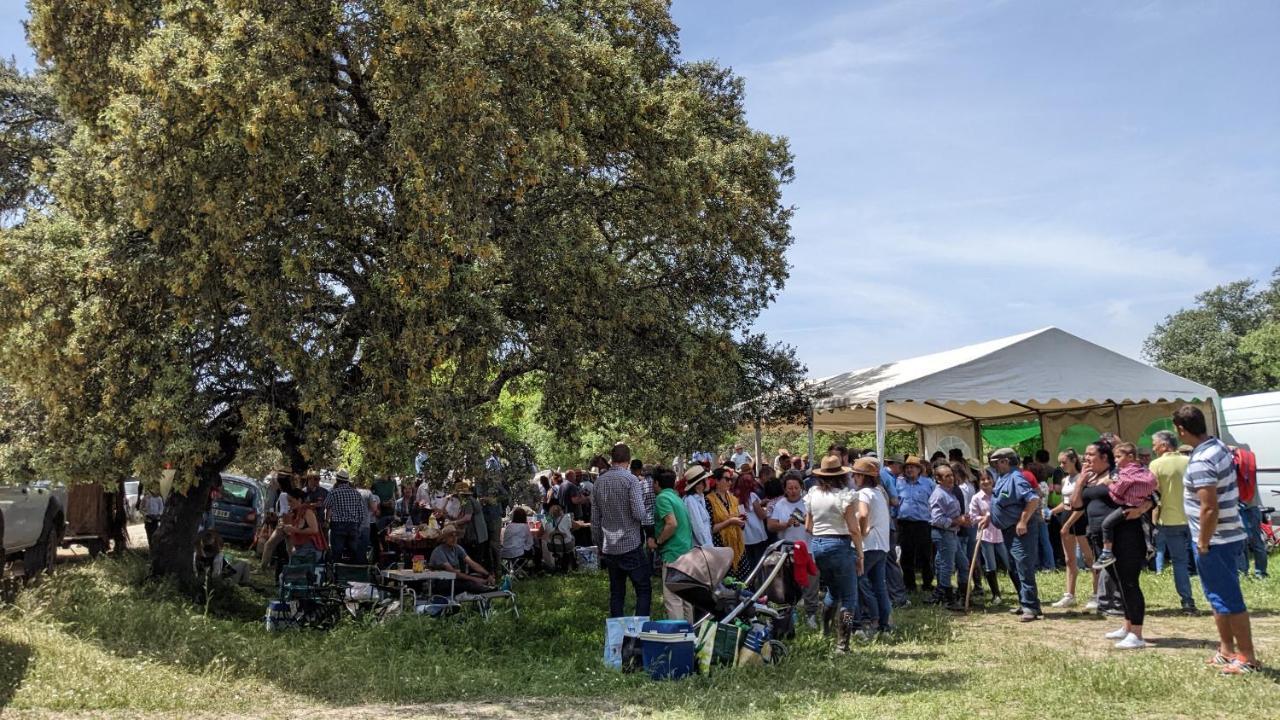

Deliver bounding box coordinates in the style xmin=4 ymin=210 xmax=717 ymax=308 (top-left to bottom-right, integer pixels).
xmin=964 ymin=533 xmax=982 ymax=610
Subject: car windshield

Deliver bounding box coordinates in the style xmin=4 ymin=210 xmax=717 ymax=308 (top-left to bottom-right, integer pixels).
xmin=218 ymin=481 xmax=255 ymax=507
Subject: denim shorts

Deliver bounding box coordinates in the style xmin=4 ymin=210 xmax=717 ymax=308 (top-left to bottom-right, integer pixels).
xmin=1194 ymin=539 xmax=1246 ymax=615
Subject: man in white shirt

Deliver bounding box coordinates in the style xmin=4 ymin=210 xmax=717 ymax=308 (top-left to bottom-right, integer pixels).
xmin=681 ymin=465 xmax=714 ymax=548
xmin=730 ymin=445 xmax=753 ymax=469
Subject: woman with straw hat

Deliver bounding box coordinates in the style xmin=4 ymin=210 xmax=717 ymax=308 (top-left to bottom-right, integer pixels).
xmin=805 ymin=455 xmax=865 ymax=654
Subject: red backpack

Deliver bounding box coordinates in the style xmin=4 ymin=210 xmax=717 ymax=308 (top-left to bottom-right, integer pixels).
xmin=1234 ymin=447 xmax=1258 ymax=504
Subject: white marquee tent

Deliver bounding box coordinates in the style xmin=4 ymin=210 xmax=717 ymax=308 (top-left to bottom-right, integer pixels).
xmin=763 ymin=327 xmax=1219 ymax=461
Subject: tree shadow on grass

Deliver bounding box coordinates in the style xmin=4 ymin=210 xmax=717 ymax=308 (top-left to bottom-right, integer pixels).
xmin=25 ymin=555 xmax=966 ymax=711
xmin=0 ymin=638 xmax=32 ymax=708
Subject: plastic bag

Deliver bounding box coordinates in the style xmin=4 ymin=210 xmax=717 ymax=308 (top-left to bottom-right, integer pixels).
xmin=603 ymin=615 xmax=649 ymax=669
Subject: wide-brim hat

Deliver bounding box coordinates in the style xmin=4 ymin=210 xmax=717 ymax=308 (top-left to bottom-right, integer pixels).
xmin=884 ymin=454 xmax=903 ymax=465
xmin=334 ymin=469 xmax=351 ymax=482
xmin=851 ymin=457 xmax=881 ymax=477
xmin=812 ymin=454 xmax=852 ymax=478
xmin=452 ymin=481 xmax=473 ymax=494
xmin=682 ymin=465 xmax=710 ymax=491
xmin=902 ymin=455 xmax=925 ymax=470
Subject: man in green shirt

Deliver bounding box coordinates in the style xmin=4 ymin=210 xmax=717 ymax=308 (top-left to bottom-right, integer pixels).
xmin=653 ymin=469 xmax=694 ymax=621
xmin=1150 ymin=430 xmax=1197 ymax=614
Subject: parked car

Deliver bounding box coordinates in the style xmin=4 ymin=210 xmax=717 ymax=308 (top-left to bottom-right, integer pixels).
xmin=1 ymin=480 xmax=66 ymax=578
xmin=211 ymin=474 xmax=265 ymax=547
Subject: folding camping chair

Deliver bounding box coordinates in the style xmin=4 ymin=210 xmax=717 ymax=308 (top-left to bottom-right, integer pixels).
xmin=330 ymin=563 xmax=410 ymax=621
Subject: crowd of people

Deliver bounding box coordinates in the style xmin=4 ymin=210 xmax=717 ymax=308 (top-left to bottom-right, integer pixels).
xmin=586 ymin=406 xmax=1260 ymax=673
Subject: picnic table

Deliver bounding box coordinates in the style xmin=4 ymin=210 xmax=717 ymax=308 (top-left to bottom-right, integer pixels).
xmin=381 ymin=568 xmax=456 ymax=606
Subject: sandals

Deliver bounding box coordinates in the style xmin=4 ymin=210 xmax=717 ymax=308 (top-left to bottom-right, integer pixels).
xmin=1206 ymin=653 xmax=1235 ymax=667
xmin=1221 ymin=659 xmax=1263 ymax=675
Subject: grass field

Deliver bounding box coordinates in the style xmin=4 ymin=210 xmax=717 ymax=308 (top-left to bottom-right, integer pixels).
xmin=2 ymin=551 xmax=1279 ymax=719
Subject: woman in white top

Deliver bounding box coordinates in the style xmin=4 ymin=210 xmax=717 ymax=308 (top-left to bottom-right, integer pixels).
xmin=853 ymin=457 xmax=893 ymax=634
xmin=500 ymin=507 xmax=536 ymax=561
xmin=1051 ymin=448 xmax=1095 ymax=608
xmin=804 ymin=455 xmax=864 ymax=655
xmin=768 ymin=474 xmax=821 ymax=628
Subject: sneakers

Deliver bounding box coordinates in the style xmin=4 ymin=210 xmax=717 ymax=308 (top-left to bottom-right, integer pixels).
xmin=1221 ymin=658 xmax=1262 ymax=675
xmin=1051 ymin=593 xmax=1076 ymax=608
xmin=1009 ymin=604 xmax=1025 ymax=615
xmin=806 ymin=614 xmax=819 ymax=630
xmin=1018 ymin=610 xmax=1040 ymax=622
xmin=1114 ymin=633 xmax=1147 ymax=650
xmin=1092 ymin=550 xmax=1116 ymax=569
xmin=1182 ymin=605 xmax=1200 ymax=616
xmin=853 ymin=628 xmax=873 ymax=643
xmin=1105 ymin=627 xmax=1129 ymax=640
xmin=1084 ymin=598 xmax=1099 ymax=611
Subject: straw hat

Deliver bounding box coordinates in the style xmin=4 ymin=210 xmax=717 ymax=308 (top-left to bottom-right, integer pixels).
xmin=851 ymin=457 xmax=881 ymax=477
xmin=811 ymin=454 xmax=852 ymax=478
xmin=452 ymin=480 xmax=473 ymax=495
xmin=902 ymin=455 xmax=925 ymax=470
xmin=682 ymin=465 xmax=710 ymax=491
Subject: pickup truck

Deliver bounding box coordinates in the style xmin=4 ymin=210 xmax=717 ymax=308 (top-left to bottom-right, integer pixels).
xmin=0 ymin=480 xmax=66 ymax=578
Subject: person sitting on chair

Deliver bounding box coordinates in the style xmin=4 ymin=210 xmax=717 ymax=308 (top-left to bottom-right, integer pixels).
xmin=430 ymin=524 xmax=495 ymax=592
xmin=500 ymin=507 xmax=536 ymax=565
xmin=541 ymin=500 xmax=577 ymax=572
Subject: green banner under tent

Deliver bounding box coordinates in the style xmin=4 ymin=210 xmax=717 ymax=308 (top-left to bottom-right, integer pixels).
xmin=980 ymin=421 xmax=1041 ymax=450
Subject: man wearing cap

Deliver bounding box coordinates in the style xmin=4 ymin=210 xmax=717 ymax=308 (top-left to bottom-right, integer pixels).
xmin=591 ymin=443 xmax=652 ymax=618
xmin=896 ymin=456 xmax=936 ymax=596
xmin=989 ymin=448 xmax=1044 ymax=621
xmin=323 ymin=469 xmax=365 ymax=563
xmin=682 ymin=465 xmax=715 ymax=549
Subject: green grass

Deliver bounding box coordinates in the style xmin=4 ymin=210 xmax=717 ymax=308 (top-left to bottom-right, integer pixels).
xmin=3 ymin=553 xmax=1280 ymax=718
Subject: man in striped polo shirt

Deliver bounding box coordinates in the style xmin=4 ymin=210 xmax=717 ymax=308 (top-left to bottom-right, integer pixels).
xmin=1174 ymin=405 xmax=1259 ymax=674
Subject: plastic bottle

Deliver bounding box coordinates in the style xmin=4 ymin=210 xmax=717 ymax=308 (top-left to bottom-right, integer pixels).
xmin=737 ymin=623 xmax=770 ymax=666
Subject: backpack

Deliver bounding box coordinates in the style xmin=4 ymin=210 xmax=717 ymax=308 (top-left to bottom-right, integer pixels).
xmin=1234 ymin=447 xmax=1258 ymax=504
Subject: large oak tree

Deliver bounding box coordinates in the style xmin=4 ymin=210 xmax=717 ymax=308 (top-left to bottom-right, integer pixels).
xmin=1 ymin=0 xmax=799 ymax=586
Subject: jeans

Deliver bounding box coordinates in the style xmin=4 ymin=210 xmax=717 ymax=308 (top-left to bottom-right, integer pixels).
xmin=601 ymin=546 xmax=652 ymax=618
xmin=960 ymin=526 xmax=978 ymax=587
xmin=328 ymin=521 xmax=362 ymax=563
xmin=1155 ymin=524 xmax=1196 ymax=608
xmin=1004 ymin=518 xmax=1042 ymax=613
xmin=811 ymin=536 xmax=859 ymax=615
xmin=979 ymin=539 xmax=1010 ymax=573
xmin=1238 ymin=506 xmax=1269 ymax=577
xmin=931 ymin=529 xmax=965 ymax=590
xmin=858 ymin=549 xmax=892 ymax=631
xmin=1036 ymin=518 xmax=1056 ymax=571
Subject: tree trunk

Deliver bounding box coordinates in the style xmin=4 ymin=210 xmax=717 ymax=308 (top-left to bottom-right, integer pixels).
xmin=148 ymin=465 xmax=216 ymax=591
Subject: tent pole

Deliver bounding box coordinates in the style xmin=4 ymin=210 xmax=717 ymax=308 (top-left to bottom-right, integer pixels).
xmin=972 ymin=419 xmax=983 ymax=461
xmin=753 ymin=418 xmax=762 ymax=471
xmin=916 ymin=425 xmax=925 ymax=457
xmin=806 ymin=404 xmax=815 ymax=471
xmin=875 ymin=400 xmax=887 ymax=460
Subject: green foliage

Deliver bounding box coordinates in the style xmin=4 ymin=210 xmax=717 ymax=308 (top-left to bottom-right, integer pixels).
xmin=337 ymin=430 xmax=366 ymax=482
xmin=0 ymin=0 xmax=801 ymax=575
xmin=0 ymin=60 xmax=64 ymax=222
xmin=740 ymin=428 xmax=919 ymax=465
xmin=1143 ymin=268 xmax=1280 ymax=396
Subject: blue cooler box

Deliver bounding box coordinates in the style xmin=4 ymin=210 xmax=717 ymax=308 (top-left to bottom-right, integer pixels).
xmin=639 ymin=620 xmax=695 ymax=680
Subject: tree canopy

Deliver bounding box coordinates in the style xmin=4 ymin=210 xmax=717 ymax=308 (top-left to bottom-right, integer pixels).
xmin=1143 ymin=268 xmax=1280 ymax=396
xmin=0 ymin=0 xmax=803 ymax=581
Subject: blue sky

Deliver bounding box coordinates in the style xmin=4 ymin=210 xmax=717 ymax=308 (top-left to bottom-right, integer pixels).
xmin=4 ymin=2 xmax=1278 ymax=378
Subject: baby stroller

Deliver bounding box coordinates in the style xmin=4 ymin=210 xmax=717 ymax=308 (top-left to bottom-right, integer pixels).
xmin=666 ymin=541 xmax=797 ymax=667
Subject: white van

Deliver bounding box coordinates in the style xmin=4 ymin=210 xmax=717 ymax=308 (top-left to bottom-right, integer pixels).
xmin=1222 ymin=391 xmax=1280 ymax=502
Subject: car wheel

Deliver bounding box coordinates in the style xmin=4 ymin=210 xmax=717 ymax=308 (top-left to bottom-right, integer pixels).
xmin=24 ymin=508 xmax=62 ymax=579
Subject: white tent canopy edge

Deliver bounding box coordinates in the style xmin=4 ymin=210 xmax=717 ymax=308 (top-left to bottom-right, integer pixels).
xmin=765 ymin=327 xmax=1219 ymax=462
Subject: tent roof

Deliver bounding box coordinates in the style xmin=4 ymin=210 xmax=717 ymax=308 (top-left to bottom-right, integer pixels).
xmin=801 ymin=327 xmax=1217 ymax=431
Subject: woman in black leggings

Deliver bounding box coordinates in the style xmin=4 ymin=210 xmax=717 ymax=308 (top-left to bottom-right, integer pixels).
xmin=1076 ymin=440 xmax=1153 ymax=649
